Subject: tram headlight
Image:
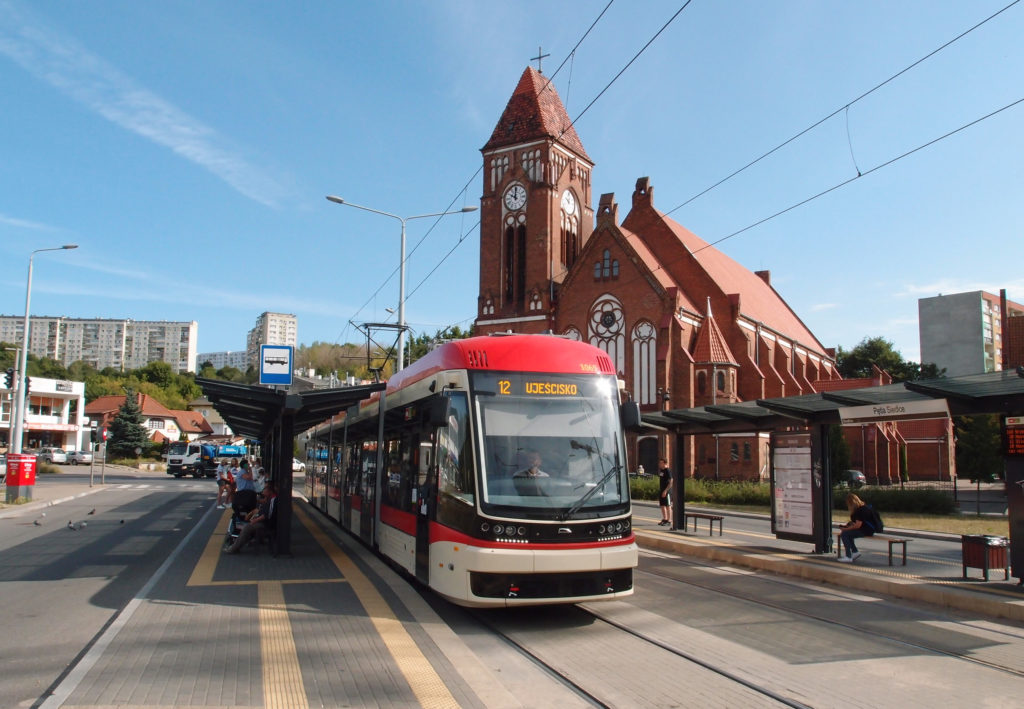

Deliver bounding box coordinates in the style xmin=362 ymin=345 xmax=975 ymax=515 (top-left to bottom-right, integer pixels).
xmin=517 ymin=526 xmax=526 ymax=536
xmin=623 ymin=519 xmax=630 ymax=530
xmin=493 ymin=524 xmax=504 ymax=535
xmin=598 ymin=524 xmax=606 ymax=534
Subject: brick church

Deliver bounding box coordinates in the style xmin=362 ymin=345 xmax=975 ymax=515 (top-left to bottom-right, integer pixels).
xmin=472 ymin=66 xmax=850 ymax=478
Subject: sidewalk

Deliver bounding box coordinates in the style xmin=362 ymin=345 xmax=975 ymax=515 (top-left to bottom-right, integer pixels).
xmin=631 ymin=500 xmax=1024 ymax=623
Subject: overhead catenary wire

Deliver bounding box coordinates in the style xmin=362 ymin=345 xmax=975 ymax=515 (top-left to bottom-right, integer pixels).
xmin=661 ymin=0 xmax=1021 ymax=218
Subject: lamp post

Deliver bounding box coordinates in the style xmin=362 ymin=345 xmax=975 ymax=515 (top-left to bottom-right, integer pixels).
xmin=326 ymin=196 xmax=477 ymax=371
xmin=10 ymin=244 xmax=78 ymax=454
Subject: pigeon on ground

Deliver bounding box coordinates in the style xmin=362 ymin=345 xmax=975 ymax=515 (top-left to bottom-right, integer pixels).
xmin=67 ymin=521 xmax=76 ymax=530
xmin=80 ymin=522 xmax=87 ymax=528
xmin=87 ymin=509 xmax=95 ymax=515
xmin=119 ymin=520 xmax=125 ymax=524
xmin=33 ymin=520 xmax=42 ymax=526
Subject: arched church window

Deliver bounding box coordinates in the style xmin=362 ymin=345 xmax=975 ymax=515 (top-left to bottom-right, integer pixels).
xmin=632 ymin=320 xmax=656 ymax=405
xmin=593 ymin=249 xmax=620 ymax=280
xmin=730 ymin=443 xmax=739 ymax=463
xmin=717 ymin=370 xmax=726 ymax=392
xmin=697 ymin=371 xmax=707 ymax=395
xmin=743 ymin=441 xmax=751 ymax=461
xmin=504 ymin=226 xmax=515 ymax=302
xmin=588 ymin=294 xmax=624 ymax=375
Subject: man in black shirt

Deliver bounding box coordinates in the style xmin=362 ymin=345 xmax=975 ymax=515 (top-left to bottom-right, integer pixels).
xmin=657 ymin=458 xmax=674 ymax=527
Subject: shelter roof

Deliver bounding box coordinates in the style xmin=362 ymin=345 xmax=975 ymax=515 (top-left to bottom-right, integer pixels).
xmin=196 ymin=379 xmax=386 ymax=440
xmin=642 ymin=369 xmax=1024 ymax=434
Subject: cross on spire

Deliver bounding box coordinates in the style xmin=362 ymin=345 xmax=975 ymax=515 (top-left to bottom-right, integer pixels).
xmin=531 ymin=46 xmax=551 ymax=73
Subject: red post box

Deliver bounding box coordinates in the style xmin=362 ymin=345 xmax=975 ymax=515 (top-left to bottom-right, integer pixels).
xmin=6 ymin=453 xmax=37 ymax=487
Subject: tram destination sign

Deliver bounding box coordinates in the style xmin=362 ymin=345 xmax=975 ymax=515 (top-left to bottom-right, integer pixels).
xmin=839 ymin=398 xmax=949 ymax=424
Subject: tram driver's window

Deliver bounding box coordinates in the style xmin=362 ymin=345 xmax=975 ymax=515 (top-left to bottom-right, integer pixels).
xmin=437 ymin=393 xmax=474 ymax=504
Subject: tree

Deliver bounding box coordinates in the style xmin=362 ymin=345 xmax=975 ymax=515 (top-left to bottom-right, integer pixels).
xmin=954 ymin=414 xmax=1003 ymax=481
xmin=827 ymin=425 xmax=851 ymax=480
xmin=836 ymin=336 xmax=945 ymax=382
xmin=108 ymin=388 xmax=151 ymax=459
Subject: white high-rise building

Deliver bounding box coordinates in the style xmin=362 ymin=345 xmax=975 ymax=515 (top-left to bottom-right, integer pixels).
xmin=246 ymin=312 xmax=298 ymax=370
xmin=197 ymin=351 xmax=249 ymax=370
xmin=0 ymin=316 xmax=198 ymax=373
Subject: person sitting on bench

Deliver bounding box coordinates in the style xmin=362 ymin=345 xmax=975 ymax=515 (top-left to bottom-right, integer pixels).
xmin=224 ymin=482 xmax=277 ymax=554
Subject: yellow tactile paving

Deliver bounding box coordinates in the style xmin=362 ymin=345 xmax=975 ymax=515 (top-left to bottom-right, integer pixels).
xmin=259 ymin=581 xmax=309 ymax=709
xmin=185 ymin=505 xmax=461 ymax=708
xmin=295 ymin=507 xmax=461 ymax=709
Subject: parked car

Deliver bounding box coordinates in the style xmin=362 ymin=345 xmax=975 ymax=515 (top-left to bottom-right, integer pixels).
xmin=67 ymin=450 xmax=94 ymax=465
xmin=292 ymin=457 xmax=306 ymax=473
xmin=36 ymin=447 xmax=68 ymax=464
xmin=836 ymin=469 xmax=866 ymax=488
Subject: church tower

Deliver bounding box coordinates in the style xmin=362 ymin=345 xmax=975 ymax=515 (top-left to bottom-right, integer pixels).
xmin=475 ymin=67 xmax=594 ymax=335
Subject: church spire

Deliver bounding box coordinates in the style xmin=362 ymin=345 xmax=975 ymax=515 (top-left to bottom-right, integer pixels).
xmin=482 ymin=67 xmax=590 ymax=161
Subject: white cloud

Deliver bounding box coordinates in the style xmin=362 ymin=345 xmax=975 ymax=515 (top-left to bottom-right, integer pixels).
xmin=0 ymin=212 xmax=56 ymax=231
xmin=809 ymin=302 xmax=837 ymax=312
xmin=0 ymin=1 xmax=288 ymax=208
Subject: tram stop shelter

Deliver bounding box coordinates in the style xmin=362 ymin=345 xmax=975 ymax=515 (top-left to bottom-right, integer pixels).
xmin=641 ymin=369 xmax=1024 ymax=577
xmin=196 ymin=378 xmax=386 ymax=555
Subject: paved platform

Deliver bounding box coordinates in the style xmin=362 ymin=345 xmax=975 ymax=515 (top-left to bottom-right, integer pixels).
xmin=632 ymin=500 xmax=1024 ymax=622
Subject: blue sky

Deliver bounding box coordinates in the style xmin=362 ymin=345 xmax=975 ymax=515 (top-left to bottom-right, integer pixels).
xmin=1 ymin=0 xmax=1021 ymax=366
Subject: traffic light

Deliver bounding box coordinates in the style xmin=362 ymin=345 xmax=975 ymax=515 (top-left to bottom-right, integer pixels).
xmin=101 ymin=428 xmax=108 ymax=442
xmin=25 ymin=376 xmax=32 ymax=394
xmin=3 ymin=368 xmax=12 ymax=389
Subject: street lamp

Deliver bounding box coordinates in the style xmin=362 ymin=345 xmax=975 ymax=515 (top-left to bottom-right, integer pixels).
xmin=10 ymin=244 xmax=78 ymax=454
xmin=326 ymin=196 xmax=477 ymax=371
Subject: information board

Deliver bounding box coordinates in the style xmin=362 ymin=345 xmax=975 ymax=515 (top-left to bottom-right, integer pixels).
xmin=1005 ymin=416 xmax=1024 ymax=457
xmin=770 ymin=430 xmax=823 ymax=545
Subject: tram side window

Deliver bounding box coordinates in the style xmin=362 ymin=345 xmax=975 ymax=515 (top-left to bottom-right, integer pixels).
xmin=383 ymin=437 xmax=415 ymax=513
xmin=345 ymin=442 xmax=361 ymax=495
xmin=437 ymin=393 xmax=474 ymax=504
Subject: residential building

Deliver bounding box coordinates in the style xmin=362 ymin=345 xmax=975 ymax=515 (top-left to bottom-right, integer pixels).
xmin=1 ymin=375 xmax=88 ymax=452
xmin=918 ymin=290 xmax=1024 ymax=376
xmin=246 ymin=312 xmax=298 ymax=370
xmin=0 ymin=316 xmax=198 ymax=373
xmin=187 ymin=396 xmax=234 ymax=436
xmin=197 ymin=350 xmax=248 ymax=370
xmin=85 ymin=393 xmax=212 ymax=445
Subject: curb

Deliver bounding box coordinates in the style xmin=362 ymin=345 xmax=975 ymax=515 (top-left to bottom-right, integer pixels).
xmin=0 ymin=486 xmax=107 ymax=520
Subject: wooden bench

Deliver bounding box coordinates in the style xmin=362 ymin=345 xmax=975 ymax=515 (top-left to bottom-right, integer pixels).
xmin=835 ymin=531 xmax=909 ymax=566
xmin=684 ymin=512 xmax=724 ymax=536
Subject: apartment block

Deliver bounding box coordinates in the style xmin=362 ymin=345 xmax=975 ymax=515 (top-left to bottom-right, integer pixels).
xmin=918 ymin=290 xmax=1024 ymax=376
xmin=246 ymin=312 xmax=298 ymax=370
xmin=197 ymin=350 xmax=249 ymax=370
xmin=0 ymin=316 xmax=198 ymax=373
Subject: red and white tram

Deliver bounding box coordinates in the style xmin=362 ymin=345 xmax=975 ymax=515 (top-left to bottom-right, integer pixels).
xmin=304 ymin=334 xmax=639 ymax=607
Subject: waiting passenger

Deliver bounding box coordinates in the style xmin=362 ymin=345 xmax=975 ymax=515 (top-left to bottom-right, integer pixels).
xmin=838 ymin=493 xmax=874 ymax=562
xmin=224 ymin=482 xmax=278 ymax=554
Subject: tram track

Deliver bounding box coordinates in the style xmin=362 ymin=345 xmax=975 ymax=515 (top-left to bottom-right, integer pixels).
xmin=468 ymin=602 xmax=807 ymax=708
xmin=637 ymin=551 xmax=1024 ymax=680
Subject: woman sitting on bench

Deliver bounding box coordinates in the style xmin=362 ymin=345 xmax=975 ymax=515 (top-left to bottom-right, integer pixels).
xmin=838 ymin=493 xmax=874 ymax=563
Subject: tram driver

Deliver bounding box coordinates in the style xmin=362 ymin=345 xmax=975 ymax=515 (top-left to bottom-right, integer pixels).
xmin=514 ymin=451 xmax=550 ymax=479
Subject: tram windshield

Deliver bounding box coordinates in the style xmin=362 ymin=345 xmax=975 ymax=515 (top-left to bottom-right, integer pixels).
xmin=473 ymin=372 xmax=628 ymax=520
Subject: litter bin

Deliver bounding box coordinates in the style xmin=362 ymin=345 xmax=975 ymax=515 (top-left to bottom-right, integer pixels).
xmin=961 ymin=535 xmax=1010 ymax=581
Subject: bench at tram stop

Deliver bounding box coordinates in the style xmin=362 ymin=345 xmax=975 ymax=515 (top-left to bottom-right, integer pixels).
xmin=683 ymin=512 xmax=724 ymax=536
xmin=834 ymin=531 xmax=910 ymax=566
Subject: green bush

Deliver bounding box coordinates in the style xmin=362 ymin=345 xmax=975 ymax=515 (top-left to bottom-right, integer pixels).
xmin=629 ymin=477 xmax=957 ymax=515
xmin=833 ymin=486 xmax=955 ymax=515
xmin=629 ymin=478 xmax=772 ymax=506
